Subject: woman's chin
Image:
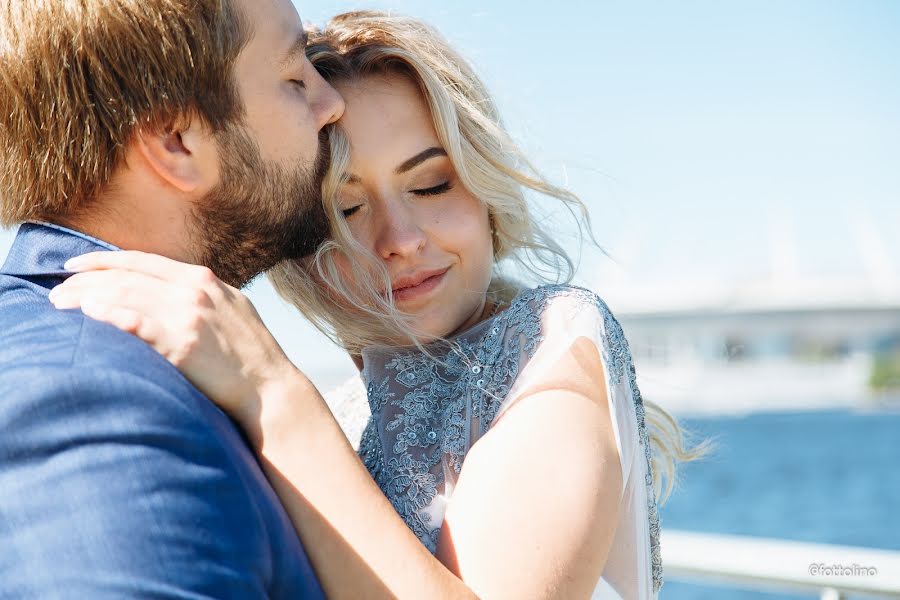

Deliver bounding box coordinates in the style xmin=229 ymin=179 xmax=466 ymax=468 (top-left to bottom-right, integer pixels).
xmin=399 ymin=321 xmax=461 ymax=346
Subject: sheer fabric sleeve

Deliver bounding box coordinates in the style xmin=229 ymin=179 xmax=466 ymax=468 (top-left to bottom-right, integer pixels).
xmin=487 ymin=287 xmax=662 ymax=598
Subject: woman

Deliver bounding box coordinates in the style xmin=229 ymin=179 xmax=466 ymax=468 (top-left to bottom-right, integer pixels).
xmin=51 ymin=11 xmax=703 ymax=599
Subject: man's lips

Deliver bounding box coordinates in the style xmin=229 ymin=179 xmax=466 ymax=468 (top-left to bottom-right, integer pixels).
xmin=390 ymin=267 xmax=450 ymax=303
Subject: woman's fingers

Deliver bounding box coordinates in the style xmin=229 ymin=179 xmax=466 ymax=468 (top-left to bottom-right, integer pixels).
xmin=79 ymin=300 xmax=166 ymax=352
xmin=50 ymin=270 xmax=208 ymax=342
xmin=51 ymin=269 xmax=200 ymax=308
xmin=50 ymin=270 xmax=204 ymax=367
xmin=48 ymin=256 xmax=292 ymax=416
xmin=64 ymin=250 xmax=225 ymax=291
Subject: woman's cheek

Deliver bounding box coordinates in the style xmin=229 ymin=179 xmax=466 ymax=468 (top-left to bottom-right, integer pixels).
xmin=437 ymin=193 xmax=489 ymax=243
xmin=444 ymin=197 xmax=493 ymax=288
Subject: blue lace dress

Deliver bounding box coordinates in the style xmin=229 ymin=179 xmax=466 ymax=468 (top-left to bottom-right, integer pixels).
xmin=352 ymin=285 xmax=662 ymax=599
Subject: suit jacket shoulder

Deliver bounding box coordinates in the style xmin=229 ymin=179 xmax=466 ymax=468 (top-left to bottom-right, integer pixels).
xmin=0 ymin=263 xmax=321 ymax=598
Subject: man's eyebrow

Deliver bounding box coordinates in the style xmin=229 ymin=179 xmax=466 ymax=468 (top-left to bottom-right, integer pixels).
xmin=279 ymin=30 xmax=309 ymax=69
xmin=396 ymin=147 xmax=447 ymax=175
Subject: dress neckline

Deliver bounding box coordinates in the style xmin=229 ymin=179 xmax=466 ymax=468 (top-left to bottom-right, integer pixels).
xmin=360 ymin=289 xmax=526 ymax=364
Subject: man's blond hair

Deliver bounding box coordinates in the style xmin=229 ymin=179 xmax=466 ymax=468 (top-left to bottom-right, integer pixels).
xmin=0 ymin=0 xmax=248 ymax=226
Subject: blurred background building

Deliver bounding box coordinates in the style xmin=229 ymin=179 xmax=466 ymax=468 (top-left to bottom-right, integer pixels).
xmin=602 ymin=220 xmax=900 ymax=415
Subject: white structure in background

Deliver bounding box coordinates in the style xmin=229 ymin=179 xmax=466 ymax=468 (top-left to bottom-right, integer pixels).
xmin=592 ymin=211 xmax=900 ymax=416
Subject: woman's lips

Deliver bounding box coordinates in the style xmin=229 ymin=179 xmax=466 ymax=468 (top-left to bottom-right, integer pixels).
xmin=391 ymin=268 xmax=449 ymax=304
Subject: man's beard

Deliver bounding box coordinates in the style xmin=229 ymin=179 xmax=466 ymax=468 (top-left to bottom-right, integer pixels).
xmin=189 ymin=123 xmax=330 ymax=288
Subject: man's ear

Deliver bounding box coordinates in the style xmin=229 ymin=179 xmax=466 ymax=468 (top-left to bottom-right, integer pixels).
xmin=134 ymin=116 xmax=219 ymax=193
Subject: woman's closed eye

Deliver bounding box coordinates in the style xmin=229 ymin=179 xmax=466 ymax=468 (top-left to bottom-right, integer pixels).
xmin=342 ymin=205 xmax=361 ymax=218
xmin=411 ymin=181 xmax=453 ymax=197
xmin=340 ymin=180 xmax=454 ymax=218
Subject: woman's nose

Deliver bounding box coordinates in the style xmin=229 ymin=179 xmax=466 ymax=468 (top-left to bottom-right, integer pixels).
xmin=374 ymin=201 xmax=427 ymax=260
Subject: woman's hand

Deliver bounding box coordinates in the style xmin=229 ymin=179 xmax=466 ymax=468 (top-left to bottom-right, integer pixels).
xmin=50 ymin=251 xmax=476 ymax=600
xmin=49 ymin=251 xmax=299 ymax=436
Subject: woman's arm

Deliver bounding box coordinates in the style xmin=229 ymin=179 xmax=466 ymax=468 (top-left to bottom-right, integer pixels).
xmin=52 ymin=251 xmax=623 ymax=599
xmin=246 ymin=369 xmax=473 ymax=600
xmin=436 ymin=336 xmax=622 ymax=598
xmin=51 ymin=252 xmax=471 ymax=600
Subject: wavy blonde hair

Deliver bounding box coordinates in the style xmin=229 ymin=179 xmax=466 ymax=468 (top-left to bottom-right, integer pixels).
xmin=269 ymin=11 xmax=708 ymax=502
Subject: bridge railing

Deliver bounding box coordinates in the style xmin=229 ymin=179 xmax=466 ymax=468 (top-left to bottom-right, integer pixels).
xmin=662 ymin=530 xmax=900 ymax=599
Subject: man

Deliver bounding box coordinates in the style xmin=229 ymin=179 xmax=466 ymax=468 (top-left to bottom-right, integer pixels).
xmin=0 ymin=0 xmax=344 ymax=596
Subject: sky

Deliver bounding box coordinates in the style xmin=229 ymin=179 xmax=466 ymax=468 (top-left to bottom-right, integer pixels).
xmin=2 ymin=1 xmax=898 ymax=388
xmin=296 ymin=0 xmax=900 ymax=285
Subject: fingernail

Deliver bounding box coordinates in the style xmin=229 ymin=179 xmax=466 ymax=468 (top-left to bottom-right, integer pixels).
xmin=64 ymin=258 xmax=84 ymax=271
xmin=80 ymin=299 xmax=108 ymax=316
xmin=49 ymin=293 xmax=73 ymax=307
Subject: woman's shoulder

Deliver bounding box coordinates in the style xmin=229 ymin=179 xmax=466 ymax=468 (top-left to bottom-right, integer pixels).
xmin=503 ymin=284 xmax=634 ymax=382
xmin=506 ymin=283 xmax=618 ymax=326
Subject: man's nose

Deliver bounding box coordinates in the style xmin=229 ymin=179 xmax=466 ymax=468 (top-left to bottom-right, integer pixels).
xmin=306 ymin=61 xmax=345 ymax=128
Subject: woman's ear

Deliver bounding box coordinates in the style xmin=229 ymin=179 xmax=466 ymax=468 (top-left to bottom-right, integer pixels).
xmin=134 ymin=117 xmax=219 ymax=194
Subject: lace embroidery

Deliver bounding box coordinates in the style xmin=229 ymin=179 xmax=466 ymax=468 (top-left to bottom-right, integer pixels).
xmin=357 ymin=285 xmax=663 ymax=591
xmin=591 ymin=291 xmax=665 ymax=593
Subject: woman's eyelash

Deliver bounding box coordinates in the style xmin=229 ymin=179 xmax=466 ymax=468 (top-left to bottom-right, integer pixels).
xmin=341 ymin=181 xmax=452 ymax=217
xmin=290 ymin=78 xmax=306 ymax=89
xmin=412 ymin=181 xmax=452 ymax=196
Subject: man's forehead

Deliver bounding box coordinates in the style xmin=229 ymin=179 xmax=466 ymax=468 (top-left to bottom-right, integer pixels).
xmin=279 ymin=29 xmax=309 ymax=68
xmin=237 ymin=0 xmax=303 ymax=44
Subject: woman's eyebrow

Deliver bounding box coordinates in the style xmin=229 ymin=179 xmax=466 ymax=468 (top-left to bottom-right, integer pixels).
xmin=342 ymin=147 xmax=448 ymax=184
xmin=395 ymin=147 xmax=447 ymax=175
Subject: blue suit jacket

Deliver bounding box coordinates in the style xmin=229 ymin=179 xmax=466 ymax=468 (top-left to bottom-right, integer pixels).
xmin=0 ymin=224 xmax=325 ymax=598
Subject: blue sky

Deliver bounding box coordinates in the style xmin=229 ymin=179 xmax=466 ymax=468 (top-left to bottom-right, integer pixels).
xmin=297 ymin=0 xmax=900 ymax=283
xmin=2 ymin=1 xmax=898 ymax=387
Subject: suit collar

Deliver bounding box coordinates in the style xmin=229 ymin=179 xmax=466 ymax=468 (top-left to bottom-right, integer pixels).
xmin=1 ymin=222 xmax=119 ymax=278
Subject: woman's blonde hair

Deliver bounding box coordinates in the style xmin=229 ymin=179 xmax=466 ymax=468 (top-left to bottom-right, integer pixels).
xmin=269 ymin=11 xmax=707 ymax=502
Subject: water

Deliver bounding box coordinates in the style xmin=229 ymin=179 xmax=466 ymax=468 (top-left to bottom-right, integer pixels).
xmin=658 ymin=409 xmax=900 ymax=599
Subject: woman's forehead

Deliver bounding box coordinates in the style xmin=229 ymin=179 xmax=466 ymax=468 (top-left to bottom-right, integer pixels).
xmin=335 ymin=75 xmax=441 ymax=166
